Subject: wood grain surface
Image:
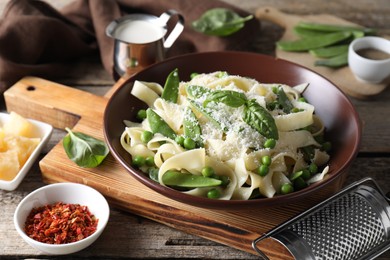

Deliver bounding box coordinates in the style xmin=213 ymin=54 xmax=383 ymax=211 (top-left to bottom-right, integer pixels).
xmin=1 ymin=0 xmax=390 ymax=259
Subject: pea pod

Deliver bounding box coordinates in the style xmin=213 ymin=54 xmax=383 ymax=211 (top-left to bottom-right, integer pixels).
xmin=293 ymin=27 xmax=326 ymax=38
xmin=161 ymin=68 xmax=179 ymax=103
xmin=185 ymin=85 xmax=212 ymax=99
xmin=277 ymin=31 xmax=352 ymax=52
xmin=315 ymin=52 xmax=348 ymax=68
xmin=188 ymin=100 xmax=226 ymax=131
xmin=183 ymin=107 xmax=203 ymax=147
xmin=243 ymin=99 xmax=279 ymax=140
xmin=296 ymin=21 xmax=377 ymax=35
xmin=162 ymin=170 xmax=222 ymax=188
xmin=146 ymin=108 xmax=176 ymax=139
xmin=309 ymin=44 xmax=349 ymax=58
xmin=277 ymin=87 xmax=293 ymax=113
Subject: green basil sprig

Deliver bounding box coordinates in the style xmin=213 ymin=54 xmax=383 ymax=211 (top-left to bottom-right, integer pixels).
xmin=192 ymin=8 xmax=253 ymax=36
xmin=243 ymin=100 xmax=279 ymax=140
xmin=63 ymin=128 xmax=109 ymax=168
xmin=202 ymin=90 xmax=279 ymax=140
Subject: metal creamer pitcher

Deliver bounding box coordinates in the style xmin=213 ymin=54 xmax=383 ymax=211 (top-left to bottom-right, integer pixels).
xmin=106 ymin=10 xmax=184 ymax=77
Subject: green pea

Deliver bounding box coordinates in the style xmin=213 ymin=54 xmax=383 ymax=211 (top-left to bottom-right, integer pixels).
xmin=190 ymin=72 xmax=199 ymax=79
xmin=264 ymin=138 xmax=276 ymax=149
xmin=183 ymin=137 xmax=196 ymax=150
xmin=294 ymin=177 xmax=308 ymax=191
xmin=261 ymin=155 xmax=271 ymax=166
xmin=207 ymin=188 xmax=221 ymax=199
xmin=291 ymin=107 xmax=301 ymax=113
xmin=257 ymin=165 xmax=269 ymax=177
xmin=175 ymin=135 xmax=185 ymax=146
xmin=272 ymin=86 xmax=278 ymax=94
xmin=280 ymin=183 xmax=294 ymax=195
xmin=309 ymin=163 xmax=318 ymax=174
xmin=132 ymin=155 xmax=145 ymax=167
xmin=298 ymin=97 xmax=307 ymax=103
xmin=301 ymin=169 xmax=311 ymax=180
xmin=136 ymin=109 xmax=147 ymax=121
xmin=218 ymin=175 xmax=230 ymax=186
xmin=145 ymin=156 xmax=155 ymax=167
xmin=322 ymin=141 xmax=332 ymax=152
xmin=141 ymin=131 xmax=153 ymax=144
xmin=201 ymin=166 xmax=215 ymax=177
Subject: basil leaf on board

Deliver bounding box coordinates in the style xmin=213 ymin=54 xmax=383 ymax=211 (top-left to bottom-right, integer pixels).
xmin=243 ymin=99 xmax=279 ymax=140
xmin=63 ymin=127 xmax=109 ymax=168
xmin=203 ymin=90 xmax=247 ymax=108
xmin=146 ymin=108 xmax=177 ymax=140
xmin=161 ymin=68 xmax=179 ymax=103
xmin=192 ymin=8 xmax=253 ymax=36
xmin=183 ymin=107 xmax=203 ymax=147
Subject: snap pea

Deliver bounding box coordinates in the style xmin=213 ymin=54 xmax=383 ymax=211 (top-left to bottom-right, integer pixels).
xmin=277 ymin=87 xmax=294 ymax=113
xmin=309 ymin=44 xmax=349 ymax=58
xmin=296 ymin=21 xmax=377 ymax=35
xmin=185 ymin=85 xmax=212 ymax=99
xmin=277 ymin=31 xmax=352 ymax=51
xmin=293 ymin=27 xmax=326 ymax=38
xmin=188 ymin=100 xmax=225 ymax=131
xmin=161 ymin=68 xmax=179 ymax=103
xmin=315 ymin=52 xmax=348 ymax=68
xmin=146 ymin=108 xmax=176 ymax=140
xmin=162 ymin=170 xmax=222 ymax=188
xmin=183 ymin=107 xmax=203 ymax=147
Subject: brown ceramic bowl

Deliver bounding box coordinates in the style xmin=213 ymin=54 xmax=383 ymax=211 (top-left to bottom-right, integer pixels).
xmin=103 ymin=51 xmax=361 ymax=209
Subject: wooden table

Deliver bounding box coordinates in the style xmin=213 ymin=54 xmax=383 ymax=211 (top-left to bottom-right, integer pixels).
xmin=1 ymin=0 xmax=389 ymax=259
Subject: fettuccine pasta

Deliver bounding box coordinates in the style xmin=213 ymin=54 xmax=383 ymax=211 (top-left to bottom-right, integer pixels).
xmin=120 ymin=70 xmax=331 ymax=200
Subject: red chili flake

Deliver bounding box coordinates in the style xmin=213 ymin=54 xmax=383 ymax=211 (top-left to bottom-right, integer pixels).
xmin=24 ymin=202 xmax=99 ymax=244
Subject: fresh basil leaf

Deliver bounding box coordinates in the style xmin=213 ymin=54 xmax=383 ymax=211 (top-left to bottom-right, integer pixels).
xmin=63 ymin=127 xmax=109 ymax=168
xmin=192 ymin=8 xmax=253 ymax=36
xmin=183 ymin=107 xmax=203 ymax=147
xmin=243 ymin=99 xmax=279 ymax=140
xmin=204 ymin=90 xmax=247 ymax=107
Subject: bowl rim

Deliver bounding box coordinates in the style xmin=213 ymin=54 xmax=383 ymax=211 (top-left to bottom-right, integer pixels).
xmin=13 ymin=182 xmax=110 ymax=248
xmin=104 ymin=51 xmax=362 ymax=208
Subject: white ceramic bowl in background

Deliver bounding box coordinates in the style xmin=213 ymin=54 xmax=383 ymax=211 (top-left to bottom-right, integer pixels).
xmin=348 ymin=36 xmax=390 ymax=84
xmin=0 ymin=112 xmax=53 ymax=191
xmin=14 ymin=183 xmax=110 ymax=255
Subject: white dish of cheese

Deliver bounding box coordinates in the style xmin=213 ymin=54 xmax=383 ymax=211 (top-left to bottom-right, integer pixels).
xmin=0 ymin=112 xmax=52 ymax=191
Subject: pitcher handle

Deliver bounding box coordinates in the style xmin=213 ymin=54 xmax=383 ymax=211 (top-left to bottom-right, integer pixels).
xmin=158 ymin=10 xmax=185 ymax=49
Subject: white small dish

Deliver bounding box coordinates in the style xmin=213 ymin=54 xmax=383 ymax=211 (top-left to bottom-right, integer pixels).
xmin=14 ymin=182 xmax=110 ymax=255
xmin=0 ymin=112 xmax=53 ymax=191
xmin=348 ymin=36 xmax=390 ymax=84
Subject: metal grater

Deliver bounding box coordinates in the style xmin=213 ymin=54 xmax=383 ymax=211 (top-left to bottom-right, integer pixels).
xmin=252 ymin=178 xmax=390 ymax=260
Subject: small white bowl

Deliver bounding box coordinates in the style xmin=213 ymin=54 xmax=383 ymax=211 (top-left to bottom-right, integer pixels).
xmin=14 ymin=183 xmax=110 ymax=255
xmin=0 ymin=112 xmax=53 ymax=191
xmin=348 ymin=36 xmax=390 ymax=84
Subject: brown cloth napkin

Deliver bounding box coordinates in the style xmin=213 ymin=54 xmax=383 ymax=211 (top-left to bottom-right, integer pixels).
xmin=0 ymin=0 xmax=260 ymax=93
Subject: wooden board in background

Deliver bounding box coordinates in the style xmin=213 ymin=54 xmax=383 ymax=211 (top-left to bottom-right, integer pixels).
xmin=4 ymin=76 xmax=348 ymax=259
xmin=255 ymin=7 xmax=389 ymax=99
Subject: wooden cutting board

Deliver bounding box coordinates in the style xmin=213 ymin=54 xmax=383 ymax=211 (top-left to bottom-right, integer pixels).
xmin=256 ymin=7 xmax=389 ymax=99
xmin=4 ymin=76 xmax=345 ymax=259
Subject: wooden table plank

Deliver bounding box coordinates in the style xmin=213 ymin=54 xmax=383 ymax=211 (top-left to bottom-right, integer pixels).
xmin=1 ymin=0 xmax=389 ymax=259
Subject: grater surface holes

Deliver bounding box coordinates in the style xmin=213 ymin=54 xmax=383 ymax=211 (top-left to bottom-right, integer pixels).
xmin=288 ymin=192 xmax=386 ymax=260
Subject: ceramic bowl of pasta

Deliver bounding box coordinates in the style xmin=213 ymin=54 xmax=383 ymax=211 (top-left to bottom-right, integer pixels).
xmin=104 ymin=51 xmax=361 ymax=209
